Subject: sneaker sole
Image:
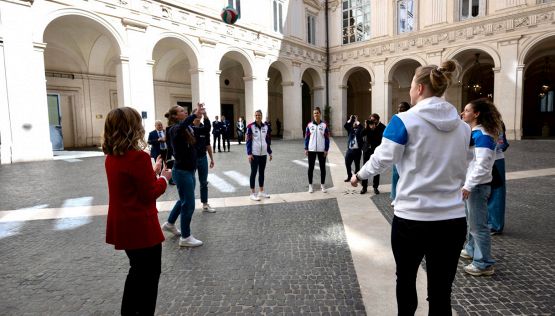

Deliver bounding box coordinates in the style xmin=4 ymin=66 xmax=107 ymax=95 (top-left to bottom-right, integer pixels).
xmin=179 ymin=243 xmax=203 ymax=247
xmin=464 ymin=268 xmax=494 ymax=276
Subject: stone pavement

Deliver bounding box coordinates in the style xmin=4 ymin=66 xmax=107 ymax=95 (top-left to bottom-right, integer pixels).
xmin=1 ymin=137 xmax=554 ymax=315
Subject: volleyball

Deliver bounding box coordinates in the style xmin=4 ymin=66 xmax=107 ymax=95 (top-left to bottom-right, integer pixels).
xmin=221 ymin=6 xmax=239 ymax=25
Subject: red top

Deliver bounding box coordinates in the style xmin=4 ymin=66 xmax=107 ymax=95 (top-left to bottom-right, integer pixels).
xmin=105 ymin=150 xmax=166 ymax=250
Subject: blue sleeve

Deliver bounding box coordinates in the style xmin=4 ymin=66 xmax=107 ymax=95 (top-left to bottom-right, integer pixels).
xmin=246 ymin=125 xmax=253 ymax=155
xmin=266 ymin=131 xmax=272 ymax=155
xmin=304 ymin=125 xmax=310 ymax=150
xmin=324 ymin=126 xmax=330 ymax=152
xmin=474 ymin=133 xmax=496 ymax=150
xmin=382 ymin=115 xmax=408 ymax=145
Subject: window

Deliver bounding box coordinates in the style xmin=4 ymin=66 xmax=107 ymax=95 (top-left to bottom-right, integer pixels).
xmin=342 ymin=0 xmax=371 ymax=45
xmin=460 ymin=0 xmax=483 ymax=20
xmin=273 ymin=0 xmax=283 ymax=33
xmin=397 ymin=0 xmax=414 ymax=34
xmin=307 ymin=14 xmax=316 ymax=45
xmin=228 ymin=0 xmax=241 ymax=18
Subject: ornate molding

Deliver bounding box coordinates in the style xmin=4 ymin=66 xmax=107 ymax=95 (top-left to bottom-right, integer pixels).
xmin=331 ymin=7 xmax=555 ymax=65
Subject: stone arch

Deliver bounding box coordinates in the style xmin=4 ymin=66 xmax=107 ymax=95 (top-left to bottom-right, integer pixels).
xmin=150 ymin=32 xmax=200 ymax=69
xmin=218 ymin=47 xmax=254 ymax=77
xmin=340 ymin=64 xmax=375 ymax=86
xmin=444 ymin=44 xmax=500 ymax=69
xmin=340 ymin=66 xmax=373 ymax=121
xmin=36 ymin=8 xmax=124 ymax=55
xmin=385 ymin=56 xmax=427 ymax=82
xmin=267 ymin=59 xmax=292 ymax=83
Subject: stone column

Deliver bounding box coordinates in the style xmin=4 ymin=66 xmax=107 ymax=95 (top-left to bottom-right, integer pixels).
xmin=0 ymin=41 xmax=13 ymax=164
xmin=251 ymin=53 xmax=270 ymax=119
xmin=196 ymin=38 xmax=220 ymax=117
xmin=121 ymin=19 xmax=157 ymax=129
xmin=116 ymin=56 xmax=131 ymax=107
xmin=282 ymin=62 xmax=303 ymax=139
xmin=371 ymin=60 xmax=388 ymax=122
xmin=513 ymin=64 xmax=524 ymax=140
xmin=329 ymin=67 xmax=344 ymax=136
xmin=494 ymin=37 xmax=520 ymax=140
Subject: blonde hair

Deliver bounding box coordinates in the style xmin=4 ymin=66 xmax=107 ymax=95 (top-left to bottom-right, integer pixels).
xmin=102 ymin=107 xmax=147 ymax=156
xmin=413 ymin=60 xmax=460 ymax=97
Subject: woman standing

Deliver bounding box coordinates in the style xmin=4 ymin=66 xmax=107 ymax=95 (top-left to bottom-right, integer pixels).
xmin=161 ymin=103 xmax=205 ymax=247
xmin=246 ymin=110 xmax=272 ymax=201
xmin=304 ymin=107 xmax=330 ymax=193
xmin=351 ymin=60 xmax=471 ymax=315
xmin=461 ymin=98 xmax=502 ymax=276
xmin=103 ymin=107 xmax=171 ymax=315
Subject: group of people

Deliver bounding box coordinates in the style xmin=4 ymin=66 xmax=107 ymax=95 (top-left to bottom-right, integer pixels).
xmin=349 ymin=59 xmax=508 ymax=314
xmin=103 ymin=59 xmax=509 ymax=315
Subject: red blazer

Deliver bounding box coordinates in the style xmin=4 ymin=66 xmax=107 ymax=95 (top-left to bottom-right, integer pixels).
xmin=105 ymin=150 xmax=166 ymax=250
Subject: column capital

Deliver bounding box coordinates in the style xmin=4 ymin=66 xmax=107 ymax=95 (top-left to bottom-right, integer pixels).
xmin=33 ymin=42 xmax=47 ymax=52
xmin=281 ymin=81 xmax=295 ymax=87
xmin=199 ymin=37 xmax=217 ymax=47
xmin=121 ymin=18 xmax=149 ymax=32
xmin=146 ymin=59 xmax=155 ymax=66
xmin=373 ymin=59 xmax=386 ymax=66
xmin=292 ymin=61 xmax=302 ymax=68
xmin=243 ymin=76 xmax=256 ymax=82
xmin=498 ymin=36 xmax=521 ymax=47
xmin=120 ymin=55 xmax=130 ymax=63
xmin=189 ymin=68 xmax=204 ymax=75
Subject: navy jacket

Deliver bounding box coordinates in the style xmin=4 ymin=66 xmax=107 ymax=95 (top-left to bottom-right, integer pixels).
xmin=147 ymin=129 xmax=167 ymax=159
xmin=344 ymin=121 xmax=364 ymax=151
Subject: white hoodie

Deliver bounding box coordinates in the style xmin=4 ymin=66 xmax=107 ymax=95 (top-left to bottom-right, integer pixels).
xmin=357 ymin=96 xmax=472 ymax=221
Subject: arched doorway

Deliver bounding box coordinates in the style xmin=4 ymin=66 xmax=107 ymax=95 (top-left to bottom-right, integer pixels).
xmin=301 ymin=68 xmax=323 ymax=134
xmin=388 ymin=59 xmax=420 ymax=119
xmin=152 ymin=37 xmax=197 ymax=123
xmin=43 ymin=15 xmax=121 ymax=149
xmin=219 ymin=51 xmax=252 ymax=137
xmin=445 ymin=50 xmax=495 ymax=112
xmin=268 ymin=63 xmax=285 ymax=137
xmin=344 ymin=67 xmax=372 ymax=120
xmin=522 ymin=37 xmax=555 ymax=138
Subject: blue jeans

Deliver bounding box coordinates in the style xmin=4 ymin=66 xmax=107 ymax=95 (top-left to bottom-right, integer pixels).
xmin=488 ymin=159 xmax=506 ymax=232
xmin=196 ymin=156 xmax=208 ymax=204
xmin=167 ymin=168 xmax=196 ymax=238
xmin=465 ymin=184 xmax=495 ymax=270
xmin=391 ymin=165 xmax=399 ymax=200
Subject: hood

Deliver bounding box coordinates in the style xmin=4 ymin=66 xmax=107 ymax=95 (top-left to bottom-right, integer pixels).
xmin=411 ymin=96 xmax=462 ymax=132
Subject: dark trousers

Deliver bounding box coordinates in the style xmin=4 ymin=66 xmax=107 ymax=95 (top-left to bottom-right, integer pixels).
xmin=250 ymin=155 xmax=267 ymax=189
xmin=122 ymin=243 xmax=162 ymax=316
xmin=391 ymin=216 xmax=466 ymax=316
xmin=361 ymin=150 xmax=380 ymax=189
xmin=307 ymin=151 xmax=326 ymax=184
xmin=237 ymin=132 xmax=244 ymax=144
xmin=345 ymin=148 xmax=362 ymax=179
xmin=222 ymin=134 xmax=231 ymax=151
xmin=213 ymin=134 xmax=221 ymax=152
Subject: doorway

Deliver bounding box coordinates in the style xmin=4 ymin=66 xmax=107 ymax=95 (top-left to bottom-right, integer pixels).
xmin=221 ymin=103 xmax=235 ymax=138
xmin=47 ymin=94 xmax=63 ymax=150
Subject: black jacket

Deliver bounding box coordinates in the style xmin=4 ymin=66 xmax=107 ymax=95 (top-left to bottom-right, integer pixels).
xmin=344 ymin=120 xmax=364 ymax=151
xmin=170 ymin=114 xmax=198 ymax=171
xmin=361 ymin=122 xmax=386 ymax=153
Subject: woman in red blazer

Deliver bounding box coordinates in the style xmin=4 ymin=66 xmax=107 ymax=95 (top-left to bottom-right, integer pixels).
xmin=103 ymin=107 xmax=172 ymax=316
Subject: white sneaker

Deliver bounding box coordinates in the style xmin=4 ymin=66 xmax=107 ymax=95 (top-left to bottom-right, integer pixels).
xmin=321 ymin=184 xmax=327 ymax=193
xmin=258 ymin=191 xmax=270 ymax=198
xmin=250 ymin=193 xmax=260 ymax=201
xmin=460 ymin=249 xmax=472 ymax=259
xmin=161 ymin=222 xmax=181 ymax=236
xmin=179 ymin=235 xmax=203 ymax=247
xmin=202 ymin=204 xmax=216 ymax=213
xmin=308 ymin=184 xmax=314 ymax=193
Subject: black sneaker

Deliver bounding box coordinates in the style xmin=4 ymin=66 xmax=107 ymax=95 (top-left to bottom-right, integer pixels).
xmin=344 ymin=178 xmax=350 ymax=182
xmin=373 ymin=188 xmax=380 ymax=194
xmin=360 ymin=188 xmax=367 ymax=194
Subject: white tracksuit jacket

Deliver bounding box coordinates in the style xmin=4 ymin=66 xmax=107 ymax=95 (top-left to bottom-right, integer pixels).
xmin=357 ymin=96 xmax=473 ymax=221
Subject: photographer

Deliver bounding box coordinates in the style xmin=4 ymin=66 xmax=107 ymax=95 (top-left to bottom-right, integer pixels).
xmin=344 ymin=114 xmax=363 ymax=183
xmin=360 ymin=113 xmax=386 ymax=194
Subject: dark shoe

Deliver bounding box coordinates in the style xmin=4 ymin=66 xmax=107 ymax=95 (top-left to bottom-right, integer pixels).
xmin=218 ymin=150 xmax=222 ymax=153
xmin=344 ymin=178 xmax=350 ymax=182
xmin=169 ymin=179 xmax=175 ymax=185
xmin=360 ymin=188 xmax=367 ymax=194
xmin=373 ymin=188 xmax=380 ymax=194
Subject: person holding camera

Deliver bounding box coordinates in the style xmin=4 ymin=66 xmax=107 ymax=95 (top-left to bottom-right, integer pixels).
xmin=344 ymin=115 xmax=363 ymax=183
xmin=360 ymin=113 xmax=386 ymax=194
